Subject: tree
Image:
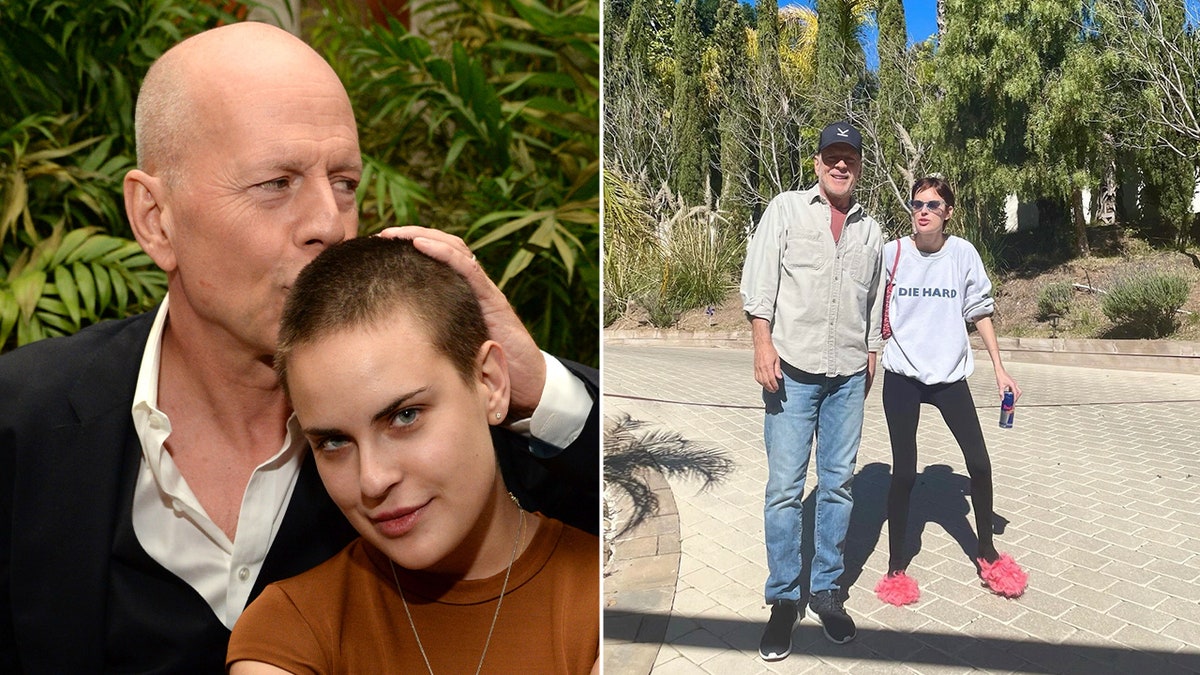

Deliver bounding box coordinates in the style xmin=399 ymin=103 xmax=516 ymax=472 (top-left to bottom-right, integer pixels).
xmin=930 ymin=0 xmax=1103 ymax=261
xmin=614 ymin=0 xmax=674 ymax=75
xmin=697 ymin=0 xmax=721 ymax=36
xmin=714 ymin=0 xmax=755 ymax=229
xmin=604 ymin=0 xmax=676 ymax=190
xmin=670 ymin=0 xmax=711 ymax=206
xmin=869 ymin=0 xmax=925 ymax=230
xmin=1099 ymin=0 xmax=1200 ymax=248
xmin=755 ymin=0 xmax=798 ymax=205
xmin=1027 ymin=20 xmax=1109 ymax=257
xmin=1100 ymin=0 xmax=1200 ymax=159
xmin=741 ymin=1 xmax=757 ymax=26
xmin=814 ymin=0 xmax=867 ymax=123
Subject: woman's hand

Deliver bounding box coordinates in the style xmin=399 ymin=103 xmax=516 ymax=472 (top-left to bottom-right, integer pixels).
xmin=995 ymin=368 xmax=1021 ymax=403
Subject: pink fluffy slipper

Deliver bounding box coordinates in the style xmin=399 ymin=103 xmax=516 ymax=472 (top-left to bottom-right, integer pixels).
xmin=874 ymin=571 xmax=920 ymax=606
xmin=978 ymin=553 xmax=1028 ymax=598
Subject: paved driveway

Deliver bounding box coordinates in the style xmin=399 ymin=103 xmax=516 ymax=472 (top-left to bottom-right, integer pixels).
xmin=603 ymin=342 xmax=1200 ymax=674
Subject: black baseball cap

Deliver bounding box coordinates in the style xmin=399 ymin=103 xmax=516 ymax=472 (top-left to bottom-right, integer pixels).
xmin=817 ymin=121 xmax=862 ymax=155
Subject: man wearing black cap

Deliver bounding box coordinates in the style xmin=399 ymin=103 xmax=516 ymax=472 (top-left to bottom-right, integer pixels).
xmin=739 ymin=120 xmax=885 ymax=659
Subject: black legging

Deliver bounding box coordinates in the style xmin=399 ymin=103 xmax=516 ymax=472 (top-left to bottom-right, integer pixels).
xmin=882 ymin=370 xmax=996 ymax=572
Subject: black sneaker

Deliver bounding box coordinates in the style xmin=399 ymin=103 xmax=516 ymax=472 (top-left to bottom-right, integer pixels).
xmin=806 ymin=590 xmax=856 ymax=644
xmin=758 ymin=600 xmax=798 ymax=661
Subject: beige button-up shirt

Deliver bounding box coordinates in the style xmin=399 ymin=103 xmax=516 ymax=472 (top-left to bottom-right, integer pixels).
xmin=740 ymin=185 xmax=885 ymax=377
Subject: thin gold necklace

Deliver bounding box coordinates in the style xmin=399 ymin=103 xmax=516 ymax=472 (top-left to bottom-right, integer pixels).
xmin=390 ymin=509 xmax=526 ymax=675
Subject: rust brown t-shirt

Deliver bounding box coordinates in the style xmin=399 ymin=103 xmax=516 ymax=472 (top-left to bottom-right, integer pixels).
xmin=227 ymin=514 xmax=599 ymax=674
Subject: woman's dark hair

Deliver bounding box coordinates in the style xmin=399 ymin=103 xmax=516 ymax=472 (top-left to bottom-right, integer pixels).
xmin=910 ymin=176 xmax=956 ymax=207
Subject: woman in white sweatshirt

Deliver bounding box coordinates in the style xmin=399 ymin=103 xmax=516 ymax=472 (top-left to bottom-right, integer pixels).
xmin=873 ymin=176 xmax=1028 ymax=606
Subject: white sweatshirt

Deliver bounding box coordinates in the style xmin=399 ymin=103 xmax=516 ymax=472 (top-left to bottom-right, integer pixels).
xmin=880 ymin=235 xmax=995 ymax=384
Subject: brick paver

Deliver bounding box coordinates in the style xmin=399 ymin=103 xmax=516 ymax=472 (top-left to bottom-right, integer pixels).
xmin=603 ymin=343 xmax=1200 ymax=674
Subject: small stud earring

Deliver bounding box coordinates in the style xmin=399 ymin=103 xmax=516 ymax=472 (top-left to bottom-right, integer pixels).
xmin=495 ymin=412 xmax=502 ymax=420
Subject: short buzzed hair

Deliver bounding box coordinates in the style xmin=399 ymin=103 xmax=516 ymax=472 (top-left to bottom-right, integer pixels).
xmin=275 ymin=237 xmax=488 ymax=390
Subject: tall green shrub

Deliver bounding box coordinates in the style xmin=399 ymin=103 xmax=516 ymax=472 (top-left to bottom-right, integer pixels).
xmin=714 ymin=0 xmax=754 ymax=230
xmin=602 ymin=169 xmax=660 ymax=326
xmin=670 ymin=0 xmax=710 ymax=206
xmin=664 ymin=214 xmax=743 ymax=309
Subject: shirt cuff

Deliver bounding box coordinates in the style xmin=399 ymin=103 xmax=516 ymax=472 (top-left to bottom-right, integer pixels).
xmin=505 ymin=352 xmax=590 ymax=449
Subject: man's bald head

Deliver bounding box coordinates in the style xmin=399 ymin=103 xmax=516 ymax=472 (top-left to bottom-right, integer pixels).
xmin=134 ymin=22 xmax=354 ymax=184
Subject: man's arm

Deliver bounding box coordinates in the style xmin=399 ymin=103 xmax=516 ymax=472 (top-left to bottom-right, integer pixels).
xmin=741 ymin=197 xmax=788 ymax=392
xmin=509 ymin=354 xmax=593 ymax=450
xmin=494 ymin=360 xmax=598 ymax=534
xmin=866 ymin=350 xmax=877 ymax=396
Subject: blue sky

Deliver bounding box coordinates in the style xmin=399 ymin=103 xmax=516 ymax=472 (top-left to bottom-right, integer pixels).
xmin=900 ymin=0 xmax=940 ymax=44
xmin=781 ymin=0 xmax=940 ymax=70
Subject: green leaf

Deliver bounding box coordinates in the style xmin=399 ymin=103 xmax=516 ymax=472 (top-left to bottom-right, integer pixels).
xmin=36 ymin=296 xmax=69 ymax=315
xmin=468 ymin=210 xmax=545 ymax=246
xmin=552 ymin=230 xmax=576 ymax=283
xmin=111 ymin=270 xmax=128 ymax=313
xmin=100 ymin=241 xmax=146 ymax=265
xmin=10 ymin=270 xmax=47 ymax=322
xmin=65 ymin=235 xmax=123 ymax=264
xmin=17 ymin=313 xmax=45 ymax=347
xmin=91 ymin=263 xmax=111 ymax=313
xmin=73 ymin=261 xmax=97 ymax=320
xmin=527 ymin=215 xmax=558 ymax=248
xmin=483 ymin=39 xmax=557 ymax=58
xmin=23 ymin=135 xmax=103 ymax=163
xmin=0 ymin=289 xmax=18 ymax=349
xmin=123 ymin=253 xmax=155 ymax=268
xmin=50 ymin=226 xmax=101 ymax=267
xmin=78 ymin=135 xmax=116 ymax=172
xmin=1 ymin=172 xmax=28 ymax=242
xmin=498 ymin=249 xmax=536 ymax=289
xmin=53 ymin=265 xmax=82 ymax=328
xmin=442 ymin=133 xmax=473 ymax=174
xmin=36 ymin=308 xmax=76 ymax=334
xmin=121 ymin=268 xmax=145 ymax=303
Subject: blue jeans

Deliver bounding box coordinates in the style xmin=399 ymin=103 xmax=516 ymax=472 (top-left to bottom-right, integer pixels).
xmin=762 ymin=364 xmax=865 ymax=603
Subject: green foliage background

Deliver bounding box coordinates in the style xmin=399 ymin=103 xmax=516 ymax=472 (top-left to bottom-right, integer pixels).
xmin=0 ymin=0 xmax=599 ymax=366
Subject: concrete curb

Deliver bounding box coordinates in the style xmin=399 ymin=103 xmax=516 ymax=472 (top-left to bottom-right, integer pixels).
xmin=602 ymin=469 xmax=681 ymax=675
xmin=603 ymin=329 xmax=1200 ymax=375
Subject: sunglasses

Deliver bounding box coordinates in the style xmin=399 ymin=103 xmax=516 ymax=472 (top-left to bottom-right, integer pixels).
xmin=909 ymin=199 xmax=945 ymax=212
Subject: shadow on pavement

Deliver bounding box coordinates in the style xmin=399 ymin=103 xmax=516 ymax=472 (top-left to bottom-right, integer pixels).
xmin=603 ymin=611 xmax=1200 ymax=675
xmin=604 ymin=414 xmax=735 ymax=537
xmin=841 ymin=461 xmax=1018 ymax=592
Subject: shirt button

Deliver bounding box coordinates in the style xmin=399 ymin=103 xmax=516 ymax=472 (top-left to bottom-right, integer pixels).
xmin=238 ymin=567 xmax=250 ymax=582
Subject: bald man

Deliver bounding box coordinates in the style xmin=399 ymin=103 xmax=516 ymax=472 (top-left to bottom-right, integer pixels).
xmin=0 ymin=22 xmax=598 ymax=672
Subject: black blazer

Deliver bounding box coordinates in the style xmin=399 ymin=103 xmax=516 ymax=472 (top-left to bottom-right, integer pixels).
xmin=0 ymin=310 xmax=598 ymax=673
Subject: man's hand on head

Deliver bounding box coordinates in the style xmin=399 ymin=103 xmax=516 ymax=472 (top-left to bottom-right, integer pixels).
xmin=377 ymin=226 xmax=546 ymax=420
